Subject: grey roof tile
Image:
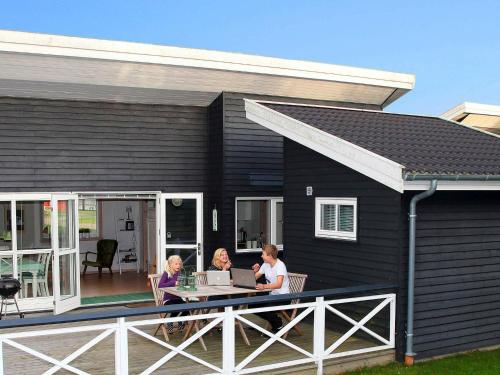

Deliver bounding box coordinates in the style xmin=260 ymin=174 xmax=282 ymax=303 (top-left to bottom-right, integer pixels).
xmin=262 ymin=103 xmax=500 ymax=176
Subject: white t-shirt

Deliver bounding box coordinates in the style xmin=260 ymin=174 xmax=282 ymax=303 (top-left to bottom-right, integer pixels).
xmin=259 ymin=259 xmax=290 ymax=295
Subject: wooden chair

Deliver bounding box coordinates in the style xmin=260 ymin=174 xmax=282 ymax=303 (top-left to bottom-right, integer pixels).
xmin=193 ymin=271 xmax=207 ymax=286
xmin=148 ymin=273 xmax=169 ymax=342
xmin=266 ymin=272 xmax=308 ymax=339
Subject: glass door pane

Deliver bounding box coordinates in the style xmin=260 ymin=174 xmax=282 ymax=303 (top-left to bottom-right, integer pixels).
xmin=0 ymin=201 xmax=12 ymax=251
xmin=161 ymin=194 xmax=203 ymax=273
xmin=53 ymin=194 xmax=80 ymax=314
xmin=16 ymin=201 xmax=52 ymax=250
xmin=165 ymin=198 xmax=197 ymax=245
xmin=59 ymin=252 xmax=77 ymax=301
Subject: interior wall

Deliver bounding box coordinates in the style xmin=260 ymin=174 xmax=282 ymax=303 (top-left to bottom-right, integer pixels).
xmin=80 ymin=200 xmax=144 ymax=273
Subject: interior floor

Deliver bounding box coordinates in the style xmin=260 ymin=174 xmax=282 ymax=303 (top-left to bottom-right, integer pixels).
xmin=80 ymin=271 xmax=150 ymax=297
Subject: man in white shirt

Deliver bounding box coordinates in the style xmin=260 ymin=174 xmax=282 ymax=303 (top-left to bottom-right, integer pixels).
xmin=252 ymin=244 xmax=289 ymax=332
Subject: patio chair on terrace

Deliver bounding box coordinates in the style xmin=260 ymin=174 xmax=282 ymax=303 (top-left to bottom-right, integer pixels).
xmin=148 ymin=273 xmax=170 ymax=342
xmin=266 ymin=272 xmax=308 ymax=339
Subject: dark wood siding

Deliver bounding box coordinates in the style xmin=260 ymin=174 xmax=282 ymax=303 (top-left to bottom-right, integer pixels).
xmin=217 ymin=93 xmax=382 ymax=267
xmin=284 ymin=139 xmax=403 ymax=287
xmin=408 ymin=191 xmax=500 ymax=358
xmin=0 ymin=97 xmax=209 ymax=192
xmin=284 ymin=139 xmax=404 ymax=356
xmin=205 ymin=94 xmax=224 ymax=267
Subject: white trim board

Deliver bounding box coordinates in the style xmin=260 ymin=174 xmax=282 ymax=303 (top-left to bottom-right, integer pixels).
xmin=245 ymin=99 xmax=406 ymax=192
xmin=442 ymin=102 xmax=500 ymax=120
xmin=0 ymin=30 xmax=414 ymax=90
xmin=0 ymin=30 xmax=414 ymax=107
xmin=403 ymin=181 xmax=500 ymax=191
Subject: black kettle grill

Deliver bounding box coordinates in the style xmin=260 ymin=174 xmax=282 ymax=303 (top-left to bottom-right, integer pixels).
xmin=0 ymin=277 xmax=24 ymax=319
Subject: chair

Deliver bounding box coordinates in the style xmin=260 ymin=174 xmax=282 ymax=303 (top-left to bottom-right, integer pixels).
xmin=266 ymin=272 xmax=308 ymax=339
xmin=82 ymin=239 xmax=118 ymax=276
xmin=148 ymin=273 xmax=170 ymax=342
xmin=193 ymin=271 xmax=208 ymax=286
xmin=22 ymin=253 xmax=51 ymax=297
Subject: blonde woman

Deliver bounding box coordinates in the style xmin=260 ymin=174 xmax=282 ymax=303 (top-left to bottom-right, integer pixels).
xmin=158 ymin=255 xmax=187 ymax=332
xmin=208 ymin=248 xmax=232 ymax=271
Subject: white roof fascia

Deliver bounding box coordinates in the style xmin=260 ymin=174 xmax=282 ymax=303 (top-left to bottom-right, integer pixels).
xmin=0 ymin=30 xmax=415 ymax=91
xmin=245 ymin=99 xmax=405 ymax=193
xmin=442 ymin=102 xmax=500 ymax=120
xmin=404 ymin=180 xmax=500 ymax=191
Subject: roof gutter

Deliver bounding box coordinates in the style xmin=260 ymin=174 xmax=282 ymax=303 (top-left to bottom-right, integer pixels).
xmin=404 ymin=174 xmax=500 ymax=182
xmin=405 ymin=179 xmax=438 ymax=365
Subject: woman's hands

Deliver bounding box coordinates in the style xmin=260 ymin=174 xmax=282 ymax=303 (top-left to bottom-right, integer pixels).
xmin=256 ymin=283 xmax=266 ymax=290
xmin=222 ymin=260 xmax=232 ymax=271
xmin=252 ymin=263 xmax=260 ymax=273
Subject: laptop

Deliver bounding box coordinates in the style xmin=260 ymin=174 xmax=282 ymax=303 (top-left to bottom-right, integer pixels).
xmin=231 ymin=268 xmax=257 ymax=289
xmin=206 ymin=270 xmax=231 ymax=286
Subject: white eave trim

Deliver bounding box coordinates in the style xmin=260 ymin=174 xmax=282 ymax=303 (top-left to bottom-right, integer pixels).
xmin=442 ymin=102 xmax=500 ymax=120
xmin=245 ymin=99 xmax=405 ymax=193
xmin=404 ymin=180 xmax=500 ymax=191
xmin=0 ymin=30 xmax=414 ymax=90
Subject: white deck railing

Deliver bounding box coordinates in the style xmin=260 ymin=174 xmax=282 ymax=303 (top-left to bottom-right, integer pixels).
xmin=0 ymin=292 xmax=396 ymax=375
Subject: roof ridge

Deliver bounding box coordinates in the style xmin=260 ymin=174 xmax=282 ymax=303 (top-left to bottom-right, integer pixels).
xmin=258 ymin=100 xmax=444 ymax=121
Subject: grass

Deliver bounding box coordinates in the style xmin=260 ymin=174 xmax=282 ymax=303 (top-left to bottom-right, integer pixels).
xmin=346 ymin=349 xmax=500 ymax=375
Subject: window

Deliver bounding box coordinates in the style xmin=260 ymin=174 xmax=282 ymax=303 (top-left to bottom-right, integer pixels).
xmin=235 ymin=197 xmax=283 ymax=252
xmin=78 ymin=199 xmax=99 ymax=240
xmin=315 ymin=198 xmax=357 ymax=241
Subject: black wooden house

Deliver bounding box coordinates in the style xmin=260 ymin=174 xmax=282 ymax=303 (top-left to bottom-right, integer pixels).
xmin=245 ymin=100 xmax=500 ymax=361
xmin=1 ymin=30 xmax=498 ymax=362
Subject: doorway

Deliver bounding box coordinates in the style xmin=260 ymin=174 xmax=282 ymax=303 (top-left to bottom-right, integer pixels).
xmin=78 ymin=195 xmax=158 ymax=304
xmin=0 ymin=191 xmax=204 ymax=312
xmin=79 ymin=192 xmax=204 ymax=306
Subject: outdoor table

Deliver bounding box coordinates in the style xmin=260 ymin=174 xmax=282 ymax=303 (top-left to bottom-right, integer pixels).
xmin=0 ymin=258 xmax=45 ymax=297
xmin=160 ymin=285 xmax=266 ymax=347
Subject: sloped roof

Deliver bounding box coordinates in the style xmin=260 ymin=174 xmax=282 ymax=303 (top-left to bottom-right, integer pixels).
xmin=245 ymin=100 xmax=500 ymax=192
xmin=0 ymin=30 xmax=414 ymax=107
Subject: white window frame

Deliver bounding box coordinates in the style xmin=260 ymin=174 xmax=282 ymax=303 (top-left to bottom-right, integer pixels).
xmin=235 ymin=197 xmax=283 ymax=253
xmin=315 ymin=197 xmax=357 ymax=241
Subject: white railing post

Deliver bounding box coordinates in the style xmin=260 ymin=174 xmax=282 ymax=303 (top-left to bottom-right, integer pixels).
xmin=0 ymin=339 xmax=4 ymax=375
xmin=389 ymin=294 xmax=396 ymax=347
xmin=314 ymin=296 xmax=325 ymax=375
xmin=115 ymin=317 xmax=129 ymax=375
xmin=222 ymin=306 xmax=235 ymax=374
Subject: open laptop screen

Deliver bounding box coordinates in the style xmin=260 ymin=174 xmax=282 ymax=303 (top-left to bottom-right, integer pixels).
xmin=231 ymin=268 xmax=256 ymax=289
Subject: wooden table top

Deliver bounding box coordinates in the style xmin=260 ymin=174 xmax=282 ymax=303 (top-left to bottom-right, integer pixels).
xmin=159 ymin=285 xmax=265 ymax=299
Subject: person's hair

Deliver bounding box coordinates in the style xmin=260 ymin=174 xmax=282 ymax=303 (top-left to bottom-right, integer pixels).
xmin=212 ymin=248 xmax=228 ymax=269
xmin=262 ymin=244 xmax=278 ymax=259
xmin=164 ymin=255 xmax=183 ymax=277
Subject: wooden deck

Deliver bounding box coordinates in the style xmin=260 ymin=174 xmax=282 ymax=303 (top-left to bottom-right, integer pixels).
xmin=1 ymin=308 xmax=394 ymax=374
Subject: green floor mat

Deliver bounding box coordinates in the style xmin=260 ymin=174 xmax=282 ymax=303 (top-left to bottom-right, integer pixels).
xmin=81 ymin=292 xmax=154 ymax=305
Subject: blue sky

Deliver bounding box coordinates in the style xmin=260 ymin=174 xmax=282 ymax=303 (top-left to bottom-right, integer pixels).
xmin=1 ymin=1 xmax=499 ymax=115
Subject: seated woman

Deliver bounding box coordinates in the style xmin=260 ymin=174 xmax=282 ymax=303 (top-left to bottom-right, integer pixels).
xmin=158 ymin=255 xmax=188 ymax=333
xmin=208 ymin=248 xmax=232 ymax=271
xmin=207 ymin=248 xmax=233 ymax=306
xmin=252 ymin=244 xmax=290 ymax=333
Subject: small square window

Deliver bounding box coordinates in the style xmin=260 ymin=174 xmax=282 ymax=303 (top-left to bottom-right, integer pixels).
xmin=315 ymin=198 xmax=357 ymax=241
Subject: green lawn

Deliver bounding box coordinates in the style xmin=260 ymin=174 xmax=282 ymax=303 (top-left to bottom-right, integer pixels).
xmin=347 ymin=349 xmax=500 ymax=375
